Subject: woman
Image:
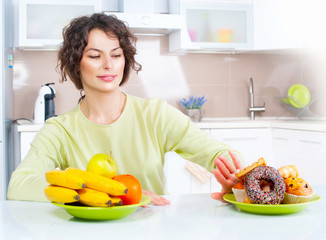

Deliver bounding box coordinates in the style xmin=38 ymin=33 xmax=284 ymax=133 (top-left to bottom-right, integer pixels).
xmin=7 ymin=13 xmax=242 ymax=204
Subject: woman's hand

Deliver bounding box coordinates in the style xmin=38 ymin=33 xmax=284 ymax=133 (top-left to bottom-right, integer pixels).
xmin=211 ymin=150 xmax=242 ymax=202
xmin=141 ymin=190 xmax=171 ymax=208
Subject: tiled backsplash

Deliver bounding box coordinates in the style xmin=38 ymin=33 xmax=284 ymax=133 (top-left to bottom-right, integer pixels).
xmin=13 ymin=36 xmax=326 ymax=120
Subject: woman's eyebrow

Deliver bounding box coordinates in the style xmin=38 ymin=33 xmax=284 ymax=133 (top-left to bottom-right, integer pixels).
xmin=111 ymin=47 xmax=122 ymax=52
xmin=85 ymin=47 xmax=121 ymax=53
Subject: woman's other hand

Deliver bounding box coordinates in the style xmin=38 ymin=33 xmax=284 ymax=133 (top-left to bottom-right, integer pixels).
xmin=211 ymin=150 xmax=242 ymax=202
xmin=141 ymin=190 xmax=171 ymax=208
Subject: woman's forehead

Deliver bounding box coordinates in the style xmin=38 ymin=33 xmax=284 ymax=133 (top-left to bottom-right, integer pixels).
xmin=85 ymin=29 xmax=121 ymax=51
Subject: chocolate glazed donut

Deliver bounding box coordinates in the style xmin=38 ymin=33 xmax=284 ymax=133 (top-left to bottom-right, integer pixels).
xmin=244 ymin=166 xmax=286 ymax=204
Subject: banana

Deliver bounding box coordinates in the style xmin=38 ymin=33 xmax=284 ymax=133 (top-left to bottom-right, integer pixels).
xmin=110 ymin=196 xmax=123 ymax=206
xmin=77 ymin=188 xmax=112 ymax=207
xmin=45 ymin=169 xmax=86 ymax=189
xmin=44 ymin=185 xmax=80 ymax=203
xmin=65 ymin=168 xmax=127 ymax=196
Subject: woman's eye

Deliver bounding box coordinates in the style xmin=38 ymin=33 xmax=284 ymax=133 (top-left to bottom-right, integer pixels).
xmin=89 ymin=55 xmax=100 ymax=59
xmin=113 ymin=54 xmax=121 ymax=58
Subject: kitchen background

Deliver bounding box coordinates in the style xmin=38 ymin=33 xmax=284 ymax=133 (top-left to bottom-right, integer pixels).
xmin=14 ymin=41 xmax=326 ymax=120
xmin=12 ymin=0 xmax=326 ymax=121
xmin=2 ymin=0 xmax=326 ymax=200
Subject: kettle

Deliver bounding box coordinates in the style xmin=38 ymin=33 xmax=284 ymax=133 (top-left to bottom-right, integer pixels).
xmin=34 ymin=83 xmax=56 ymax=123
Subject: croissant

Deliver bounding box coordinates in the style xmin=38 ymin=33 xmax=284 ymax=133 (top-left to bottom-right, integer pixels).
xmin=278 ymin=165 xmax=299 ymax=179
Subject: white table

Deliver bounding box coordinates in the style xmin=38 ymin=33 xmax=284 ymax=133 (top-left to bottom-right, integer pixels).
xmin=1 ymin=186 xmax=325 ymax=240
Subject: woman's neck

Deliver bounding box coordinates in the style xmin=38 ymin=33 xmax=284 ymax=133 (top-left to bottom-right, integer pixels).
xmin=80 ymin=90 xmax=126 ymax=125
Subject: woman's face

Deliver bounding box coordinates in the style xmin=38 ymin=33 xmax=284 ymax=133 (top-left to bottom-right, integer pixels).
xmin=80 ymin=28 xmax=125 ymax=95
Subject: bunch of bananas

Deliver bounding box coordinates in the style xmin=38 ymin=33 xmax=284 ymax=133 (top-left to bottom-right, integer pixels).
xmin=44 ymin=168 xmax=127 ymax=207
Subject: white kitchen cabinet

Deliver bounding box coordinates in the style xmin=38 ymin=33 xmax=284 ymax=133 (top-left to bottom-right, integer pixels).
xmin=164 ymin=151 xmax=221 ymax=195
xmin=272 ymin=128 xmax=326 ymax=185
xmin=169 ymin=1 xmax=253 ymax=53
xmin=163 ymin=151 xmax=192 ymax=195
xmin=19 ymin=131 xmax=37 ymax=161
xmin=104 ymin=12 xmax=182 ymax=36
xmin=14 ymin=123 xmax=41 ymax=165
xmin=253 ymin=0 xmax=304 ymax=51
xmin=210 ymin=128 xmax=273 ymax=165
xmin=18 ymin=0 xmax=101 ymax=50
xmin=164 ymin=129 xmax=217 ymax=195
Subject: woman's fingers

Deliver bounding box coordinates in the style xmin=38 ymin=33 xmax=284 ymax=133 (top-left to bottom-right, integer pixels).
xmin=213 ymin=161 xmax=238 ymax=193
xmin=212 ymin=152 xmax=244 ymax=203
xmin=151 ymin=196 xmax=171 ymax=206
xmin=211 ymin=192 xmax=228 ymax=203
xmin=213 ymin=167 xmax=227 ymax=186
xmin=217 ymin=155 xmax=236 ymax=174
xmin=142 ymin=190 xmax=170 ymax=206
xmin=216 ymin=155 xmax=236 ymax=175
xmin=228 ymin=150 xmax=242 ymax=170
xmin=213 ymin=154 xmax=242 ymax=193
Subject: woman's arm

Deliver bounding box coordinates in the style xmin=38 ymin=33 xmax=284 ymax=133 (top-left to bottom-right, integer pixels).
xmin=7 ymin=124 xmax=65 ymax=201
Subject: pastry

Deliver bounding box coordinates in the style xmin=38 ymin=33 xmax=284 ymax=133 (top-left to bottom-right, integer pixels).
xmin=278 ymin=165 xmax=299 ymax=179
xmin=282 ymin=177 xmax=314 ymax=204
xmin=235 ymin=157 xmax=266 ymax=179
xmin=232 ymin=180 xmax=246 ymax=203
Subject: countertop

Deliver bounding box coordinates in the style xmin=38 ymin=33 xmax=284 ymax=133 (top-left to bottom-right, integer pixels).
xmin=16 ymin=118 xmax=326 ymax=132
xmin=195 ymin=118 xmax=326 ymax=132
xmin=1 ymin=186 xmax=325 ymax=240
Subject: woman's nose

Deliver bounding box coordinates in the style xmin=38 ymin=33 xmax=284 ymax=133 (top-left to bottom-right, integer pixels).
xmin=103 ymin=57 xmax=113 ymax=69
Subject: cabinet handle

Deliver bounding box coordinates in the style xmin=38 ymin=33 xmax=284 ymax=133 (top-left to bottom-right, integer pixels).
xmin=273 ymin=137 xmax=288 ymax=141
xmin=223 ymin=137 xmax=257 ymax=141
xmin=299 ymin=139 xmax=322 ymax=145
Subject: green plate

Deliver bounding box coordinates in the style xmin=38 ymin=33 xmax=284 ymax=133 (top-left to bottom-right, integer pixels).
xmin=53 ymin=195 xmax=151 ymax=220
xmin=288 ymin=84 xmax=310 ymax=108
xmin=223 ymin=193 xmax=321 ymax=215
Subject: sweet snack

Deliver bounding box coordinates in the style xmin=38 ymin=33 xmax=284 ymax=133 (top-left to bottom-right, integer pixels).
xmin=231 ymin=159 xmax=316 ymax=205
xmin=244 ymin=165 xmax=285 ymax=204
xmin=278 ymin=165 xmax=299 ymax=179
xmin=235 ymin=157 xmax=266 ymax=179
xmin=282 ymin=177 xmax=314 ymax=204
xmin=232 ymin=180 xmax=246 ymax=203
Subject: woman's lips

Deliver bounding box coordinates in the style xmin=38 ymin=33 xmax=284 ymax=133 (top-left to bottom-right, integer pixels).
xmin=98 ymin=74 xmax=116 ymax=82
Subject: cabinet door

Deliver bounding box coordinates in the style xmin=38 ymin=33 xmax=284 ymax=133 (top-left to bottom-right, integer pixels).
xmin=20 ymin=132 xmax=37 ymax=161
xmin=164 ymin=129 xmax=213 ymax=194
xmin=253 ymin=0 xmax=303 ymax=50
xmin=164 ymin=151 xmax=192 ymax=195
xmin=295 ymin=131 xmax=326 ymax=185
xmin=210 ymin=128 xmax=273 ymax=165
xmin=169 ymin=1 xmax=253 ymax=53
xmin=272 ymin=129 xmax=292 ymax=168
xmin=18 ymin=0 xmax=101 ymax=50
xmin=273 ymin=129 xmax=326 ymax=185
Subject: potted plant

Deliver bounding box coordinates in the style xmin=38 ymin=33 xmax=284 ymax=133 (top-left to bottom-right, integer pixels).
xmin=179 ymin=95 xmax=207 ymax=122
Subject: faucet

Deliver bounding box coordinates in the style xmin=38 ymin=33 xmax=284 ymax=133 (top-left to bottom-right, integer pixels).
xmin=249 ymin=78 xmax=265 ymax=120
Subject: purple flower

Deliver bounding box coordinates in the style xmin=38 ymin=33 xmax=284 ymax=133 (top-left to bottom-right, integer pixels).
xmin=179 ymin=95 xmax=207 ymax=109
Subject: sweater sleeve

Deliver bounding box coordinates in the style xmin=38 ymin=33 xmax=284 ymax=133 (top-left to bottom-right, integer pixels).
xmin=7 ymin=123 xmax=66 ymax=202
xmin=159 ymin=102 xmax=244 ymax=171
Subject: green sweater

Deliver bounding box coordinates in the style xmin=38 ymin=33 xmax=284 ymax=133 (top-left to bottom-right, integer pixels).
xmin=7 ymin=95 xmax=240 ymax=201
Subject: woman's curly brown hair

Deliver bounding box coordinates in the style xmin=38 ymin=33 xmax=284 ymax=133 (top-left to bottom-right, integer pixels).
xmin=57 ymin=13 xmax=142 ymax=91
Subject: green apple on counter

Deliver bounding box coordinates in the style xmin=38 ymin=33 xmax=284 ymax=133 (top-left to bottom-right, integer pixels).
xmin=86 ymin=153 xmax=117 ymax=178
